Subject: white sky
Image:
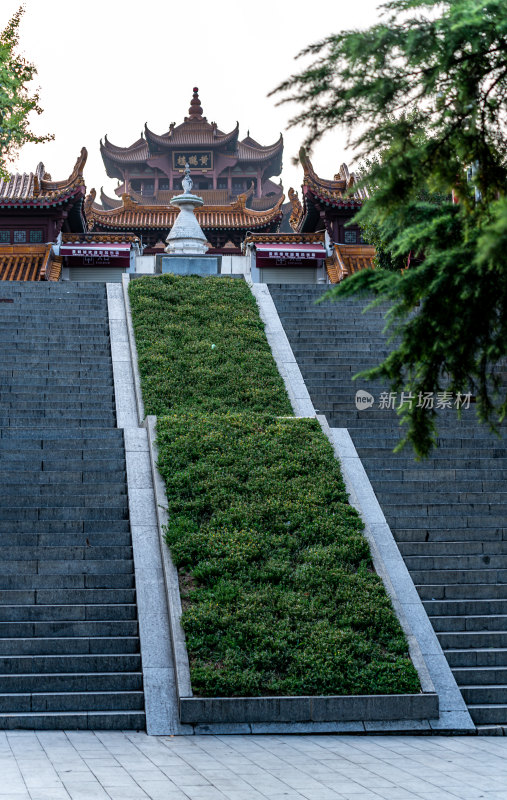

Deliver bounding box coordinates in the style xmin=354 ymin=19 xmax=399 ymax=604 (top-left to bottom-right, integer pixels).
xmin=1 ymin=0 xmax=383 ymax=201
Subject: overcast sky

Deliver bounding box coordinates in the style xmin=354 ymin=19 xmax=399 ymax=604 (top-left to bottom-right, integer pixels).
xmin=1 ymin=0 xmax=383 ymax=201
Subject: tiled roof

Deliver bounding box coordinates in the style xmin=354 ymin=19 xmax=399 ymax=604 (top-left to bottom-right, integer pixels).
xmin=102 ymin=126 xmax=282 ymax=161
xmin=124 ymin=188 xmax=232 ymax=207
xmin=326 ymin=243 xmax=376 ymax=283
xmin=242 ymin=231 xmax=325 ymax=252
xmin=0 ymin=168 xmax=40 ymax=199
xmin=0 ymin=149 xmax=87 ymax=207
xmin=300 ymin=147 xmax=367 ymax=206
xmin=144 ymin=120 xmax=239 ymax=150
xmin=288 ymin=148 xmax=367 ymax=232
xmin=100 ymin=136 xmax=149 ymax=165
xmin=86 ymin=192 xmax=285 ymax=231
xmin=249 ymin=192 xmax=284 ymax=211
xmin=236 ymin=135 xmax=283 ymax=164
xmin=62 ymin=232 xmax=140 ymax=245
xmin=0 ymin=245 xmax=62 ymax=281
xmin=97 ymin=186 xmax=282 ymax=213
xmin=99 ymin=189 xmax=122 ymax=210
xmin=101 ymin=88 xmax=282 ymax=173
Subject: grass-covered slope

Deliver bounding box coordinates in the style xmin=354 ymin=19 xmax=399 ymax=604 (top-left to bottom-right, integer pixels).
xmin=129 ymin=274 xmax=292 ymax=416
xmin=129 ymin=275 xmax=420 ymax=697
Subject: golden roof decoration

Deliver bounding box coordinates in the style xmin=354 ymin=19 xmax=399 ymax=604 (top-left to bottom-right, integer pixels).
xmin=62 ymin=232 xmax=141 ymax=245
xmin=326 ymin=243 xmax=376 ymax=283
xmin=0 ymin=244 xmax=62 ymax=281
xmin=299 ymin=146 xmax=366 ymax=201
xmin=84 ymin=188 xmax=96 ymax=219
xmin=86 ymin=190 xmax=285 ymax=231
xmin=242 ymin=231 xmax=325 ymax=252
xmin=0 ymin=149 xmax=87 ymax=204
xmin=288 ymin=187 xmax=304 ymax=231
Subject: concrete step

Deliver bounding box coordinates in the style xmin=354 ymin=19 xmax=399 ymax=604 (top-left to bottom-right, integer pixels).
xmin=0 ymin=533 xmax=131 ymax=547
xmin=0 ymin=637 xmax=139 ymax=656
xmin=0 ymin=589 xmax=136 ymax=605
xmin=400 ymin=541 xmax=507 ymax=556
xmin=0 ymin=710 xmax=145 ymax=730
xmin=0 ymin=652 xmax=141 ymax=673
xmin=424 ymin=599 xmax=507 ymax=616
xmin=417 ymin=584 xmax=507 ymax=600
xmin=0 ymin=546 xmax=132 ymax=560
xmin=0 ymin=473 xmax=126 ymax=487
xmin=430 ymin=615 xmax=507 ymax=633
xmin=0 ymin=520 xmax=130 ymax=533
xmin=461 ymin=686 xmax=507 ymax=705
xmin=0 ymin=604 xmax=137 ymax=621
xmin=0 ymin=560 xmax=134 ymax=577
xmin=398 ymin=528 xmax=507 ymax=543
xmin=0 ymin=619 xmax=138 ymax=638
xmin=0 ymin=572 xmax=135 ymax=591
xmin=0 ymin=508 xmax=129 ymax=522
xmin=439 ymin=632 xmax=507 ymax=649
xmin=467 ymin=705 xmax=507 ymax=725
xmin=0 ymin=673 xmax=142 ymax=693
xmin=453 ymin=667 xmax=507 ymax=686
xmin=0 ymin=691 xmax=144 ymax=713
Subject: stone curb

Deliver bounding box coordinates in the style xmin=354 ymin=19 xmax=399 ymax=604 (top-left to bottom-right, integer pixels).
xmin=249 ymin=283 xmax=315 ymax=417
xmin=143 ymin=415 xmax=193 ymax=703
xmin=180 ymin=693 xmax=438 ymax=725
xmin=107 ymin=283 xmax=189 ymax=735
xmin=122 ymin=273 xmax=145 ymax=424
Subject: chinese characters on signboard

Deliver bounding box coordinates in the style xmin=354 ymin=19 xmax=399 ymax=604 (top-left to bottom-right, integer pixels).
xmin=63 ymin=247 xmax=130 ymax=268
xmin=71 ymin=248 xmax=121 ymax=265
xmin=173 ymin=151 xmax=213 ymax=171
xmin=256 ymin=250 xmax=325 ymax=268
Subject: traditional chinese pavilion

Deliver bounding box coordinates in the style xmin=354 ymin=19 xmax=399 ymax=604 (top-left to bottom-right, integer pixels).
xmin=288 ymin=148 xmax=375 ymax=282
xmin=89 ymin=88 xmax=285 ymax=254
xmin=0 ymin=149 xmax=88 ymax=280
xmin=0 ymin=149 xmax=140 ymax=281
xmin=101 ymin=88 xmax=283 ymax=202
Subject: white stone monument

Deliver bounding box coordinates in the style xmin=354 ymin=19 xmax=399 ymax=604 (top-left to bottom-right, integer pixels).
xmin=165 ymin=163 xmax=209 ymax=255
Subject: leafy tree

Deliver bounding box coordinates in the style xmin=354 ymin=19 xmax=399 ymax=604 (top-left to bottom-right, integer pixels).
xmin=0 ymin=5 xmax=53 ymax=178
xmin=273 ymin=0 xmax=507 ymax=457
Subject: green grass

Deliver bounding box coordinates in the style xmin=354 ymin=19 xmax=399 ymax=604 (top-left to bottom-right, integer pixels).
xmin=128 ymin=274 xmax=292 ymax=416
xmin=129 ymin=275 xmax=421 ymax=697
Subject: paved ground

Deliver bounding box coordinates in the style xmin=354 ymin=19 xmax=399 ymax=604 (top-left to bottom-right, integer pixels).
xmin=1 ymin=732 xmax=507 ymax=800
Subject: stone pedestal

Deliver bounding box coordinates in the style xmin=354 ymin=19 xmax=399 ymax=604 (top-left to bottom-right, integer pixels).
xmin=165 ymin=163 xmax=209 ymax=255
xmin=159 ymin=255 xmax=220 ymax=276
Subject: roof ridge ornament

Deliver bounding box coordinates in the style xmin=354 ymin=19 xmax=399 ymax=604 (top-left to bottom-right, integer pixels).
xmin=185 ymin=86 xmax=206 ymax=122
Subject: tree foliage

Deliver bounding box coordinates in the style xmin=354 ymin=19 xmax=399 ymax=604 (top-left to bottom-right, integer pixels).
xmin=272 ymin=0 xmax=507 ymax=456
xmin=0 ymin=5 xmax=53 ymax=178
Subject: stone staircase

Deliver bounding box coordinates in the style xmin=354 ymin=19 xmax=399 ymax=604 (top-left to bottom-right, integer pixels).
xmin=0 ymin=281 xmax=144 ymax=729
xmin=270 ymin=283 xmax=507 ymax=731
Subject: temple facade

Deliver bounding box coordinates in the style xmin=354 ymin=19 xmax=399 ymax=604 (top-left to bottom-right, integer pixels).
xmin=0 ymin=149 xmax=88 ymax=280
xmin=88 ymin=88 xmax=285 ymax=255
xmin=0 ymin=150 xmax=140 ymax=282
